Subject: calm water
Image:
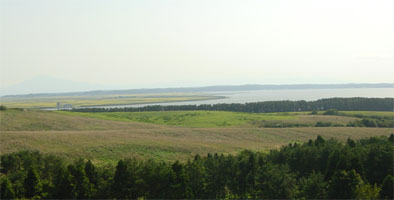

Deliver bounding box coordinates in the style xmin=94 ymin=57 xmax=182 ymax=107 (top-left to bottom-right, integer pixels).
xmin=86 ymin=88 xmax=394 ymax=109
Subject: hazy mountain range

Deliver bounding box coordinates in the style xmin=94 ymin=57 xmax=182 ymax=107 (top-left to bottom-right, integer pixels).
xmin=0 ymin=76 xmax=121 ymax=96
xmin=1 ymin=76 xmax=392 ymax=98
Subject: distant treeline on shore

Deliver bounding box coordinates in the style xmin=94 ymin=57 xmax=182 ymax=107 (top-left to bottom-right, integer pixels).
xmin=70 ymin=97 xmax=394 ymax=113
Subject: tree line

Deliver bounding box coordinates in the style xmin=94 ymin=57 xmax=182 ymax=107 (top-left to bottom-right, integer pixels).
xmin=1 ymin=135 xmax=393 ymax=199
xmin=313 ymin=109 xmax=394 ymax=128
xmin=70 ymin=97 xmax=394 ymax=113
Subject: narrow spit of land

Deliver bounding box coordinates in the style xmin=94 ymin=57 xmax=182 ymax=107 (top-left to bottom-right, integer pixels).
xmin=0 ymin=93 xmax=223 ymax=109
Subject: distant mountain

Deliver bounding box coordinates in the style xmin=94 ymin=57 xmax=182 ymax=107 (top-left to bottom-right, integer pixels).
xmin=2 ymin=83 xmax=393 ymax=98
xmin=0 ymin=76 xmax=116 ymax=96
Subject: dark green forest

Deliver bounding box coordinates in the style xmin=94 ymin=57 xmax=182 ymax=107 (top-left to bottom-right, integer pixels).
xmin=1 ymin=135 xmax=393 ymax=199
xmin=71 ymin=97 xmax=394 ymax=113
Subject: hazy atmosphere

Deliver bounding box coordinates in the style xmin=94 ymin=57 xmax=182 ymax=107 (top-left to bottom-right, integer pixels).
xmin=1 ymin=0 xmax=394 ymax=93
xmin=1 ymin=1 xmax=394 ymax=199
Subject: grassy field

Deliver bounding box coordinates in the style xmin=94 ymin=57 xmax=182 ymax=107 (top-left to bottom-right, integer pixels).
xmin=0 ymin=93 xmax=221 ymax=108
xmin=1 ymin=109 xmax=392 ymax=164
xmin=61 ymin=111 xmax=358 ymax=128
xmin=2 ymin=127 xmax=391 ymax=165
xmin=0 ymin=109 xmax=160 ymax=131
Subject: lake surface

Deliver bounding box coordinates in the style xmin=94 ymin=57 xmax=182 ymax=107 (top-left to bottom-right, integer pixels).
xmin=85 ymin=88 xmax=394 ymax=109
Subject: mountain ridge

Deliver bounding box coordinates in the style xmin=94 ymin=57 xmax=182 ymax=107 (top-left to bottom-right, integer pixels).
xmin=2 ymin=83 xmax=393 ymax=98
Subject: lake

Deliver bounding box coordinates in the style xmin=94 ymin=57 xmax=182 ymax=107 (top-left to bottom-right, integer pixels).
xmin=85 ymin=87 xmax=394 ymax=109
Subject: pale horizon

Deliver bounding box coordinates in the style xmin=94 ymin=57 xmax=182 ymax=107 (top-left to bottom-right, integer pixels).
xmin=1 ymin=0 xmax=394 ymax=91
xmin=1 ymin=74 xmax=393 ymax=96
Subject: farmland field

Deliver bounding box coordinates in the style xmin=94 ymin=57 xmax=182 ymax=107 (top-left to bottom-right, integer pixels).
xmin=1 ymin=109 xmax=392 ymax=164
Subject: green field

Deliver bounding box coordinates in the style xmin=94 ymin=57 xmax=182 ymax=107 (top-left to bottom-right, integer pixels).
xmin=1 ymin=109 xmax=392 ymax=164
xmin=61 ymin=110 xmax=358 ymax=128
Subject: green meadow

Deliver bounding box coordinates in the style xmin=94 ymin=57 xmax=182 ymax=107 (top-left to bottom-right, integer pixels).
xmin=1 ymin=109 xmax=392 ymax=164
xmin=61 ymin=110 xmax=358 ymax=128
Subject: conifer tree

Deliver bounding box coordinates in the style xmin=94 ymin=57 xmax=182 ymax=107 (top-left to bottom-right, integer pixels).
xmin=328 ymin=170 xmax=363 ymax=199
xmin=1 ymin=177 xmax=15 ymax=199
xmin=53 ymin=167 xmax=75 ymax=199
xmin=24 ymin=168 xmax=42 ymax=198
xmin=379 ymin=175 xmax=394 ymax=199
xmin=112 ymin=159 xmax=130 ymax=199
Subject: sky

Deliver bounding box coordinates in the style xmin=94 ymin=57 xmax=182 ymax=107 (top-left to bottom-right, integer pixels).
xmin=1 ymin=0 xmax=394 ymax=92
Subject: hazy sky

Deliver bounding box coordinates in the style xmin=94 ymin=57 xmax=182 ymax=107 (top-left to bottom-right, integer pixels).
xmin=1 ymin=0 xmax=394 ymax=89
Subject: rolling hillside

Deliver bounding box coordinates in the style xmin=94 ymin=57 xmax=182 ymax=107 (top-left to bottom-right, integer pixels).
xmin=1 ymin=109 xmax=392 ymax=164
